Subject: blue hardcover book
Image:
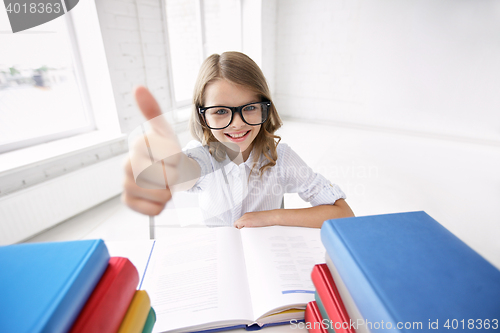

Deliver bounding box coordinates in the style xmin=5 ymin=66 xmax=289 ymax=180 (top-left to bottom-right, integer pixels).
xmin=321 ymin=211 xmax=500 ymax=332
xmin=0 ymin=239 xmax=110 ymax=333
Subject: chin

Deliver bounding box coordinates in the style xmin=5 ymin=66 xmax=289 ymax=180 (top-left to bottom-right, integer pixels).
xmin=222 ymin=141 xmax=250 ymax=153
xmin=237 ymin=142 xmax=252 ymax=152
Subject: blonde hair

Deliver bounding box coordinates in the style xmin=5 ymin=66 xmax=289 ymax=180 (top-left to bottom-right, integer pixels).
xmin=189 ymin=52 xmax=282 ymax=175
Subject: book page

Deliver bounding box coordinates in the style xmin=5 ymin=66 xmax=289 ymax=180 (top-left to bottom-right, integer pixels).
xmin=140 ymin=227 xmax=253 ymax=333
xmin=325 ymin=253 xmax=371 ymax=333
xmin=240 ymin=226 xmax=326 ymax=321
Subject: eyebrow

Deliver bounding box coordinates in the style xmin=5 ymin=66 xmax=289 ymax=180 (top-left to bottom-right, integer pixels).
xmin=203 ymin=100 xmax=262 ymax=108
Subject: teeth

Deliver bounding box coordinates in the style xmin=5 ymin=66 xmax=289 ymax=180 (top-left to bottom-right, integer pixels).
xmin=228 ymin=131 xmax=248 ymax=138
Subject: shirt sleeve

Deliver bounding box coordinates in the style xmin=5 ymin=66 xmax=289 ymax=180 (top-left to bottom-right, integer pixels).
xmin=277 ymin=143 xmax=346 ymax=206
xmin=182 ymin=140 xmax=212 ymax=192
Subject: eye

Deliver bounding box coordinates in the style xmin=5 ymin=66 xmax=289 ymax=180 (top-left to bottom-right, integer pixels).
xmin=243 ymin=105 xmax=257 ymax=112
xmin=208 ymin=108 xmax=230 ymax=115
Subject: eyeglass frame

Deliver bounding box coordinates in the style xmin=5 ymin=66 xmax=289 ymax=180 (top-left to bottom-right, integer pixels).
xmin=198 ymin=101 xmax=271 ymax=130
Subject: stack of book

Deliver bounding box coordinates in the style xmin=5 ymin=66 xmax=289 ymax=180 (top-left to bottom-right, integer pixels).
xmin=0 ymin=239 xmax=156 ymax=333
xmin=306 ymin=211 xmax=500 ymax=332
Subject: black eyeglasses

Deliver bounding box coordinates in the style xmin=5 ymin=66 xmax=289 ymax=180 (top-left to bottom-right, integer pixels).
xmin=198 ymin=101 xmax=271 ymax=130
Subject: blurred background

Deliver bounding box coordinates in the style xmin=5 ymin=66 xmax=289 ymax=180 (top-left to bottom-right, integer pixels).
xmin=0 ymin=0 xmax=499 ymax=267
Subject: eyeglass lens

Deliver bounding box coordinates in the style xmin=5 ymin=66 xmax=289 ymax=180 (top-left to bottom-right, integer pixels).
xmin=204 ymin=103 xmax=268 ymax=129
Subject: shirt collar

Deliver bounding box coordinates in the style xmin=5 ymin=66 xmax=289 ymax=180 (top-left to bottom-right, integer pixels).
xmin=222 ymin=148 xmax=263 ymax=175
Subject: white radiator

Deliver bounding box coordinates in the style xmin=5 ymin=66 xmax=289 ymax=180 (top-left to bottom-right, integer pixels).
xmin=0 ymin=155 xmax=126 ymax=245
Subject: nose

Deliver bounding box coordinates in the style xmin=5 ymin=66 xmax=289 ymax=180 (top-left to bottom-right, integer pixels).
xmin=230 ymin=111 xmax=245 ymax=128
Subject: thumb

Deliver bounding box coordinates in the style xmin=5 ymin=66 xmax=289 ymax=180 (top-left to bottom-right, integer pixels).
xmin=135 ymin=85 xmax=161 ymax=121
xmin=129 ymin=86 xmax=181 ymax=189
xmin=134 ymin=86 xmax=175 ymax=139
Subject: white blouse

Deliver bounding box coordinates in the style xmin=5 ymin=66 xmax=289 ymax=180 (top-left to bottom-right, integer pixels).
xmin=183 ymin=141 xmax=346 ymax=227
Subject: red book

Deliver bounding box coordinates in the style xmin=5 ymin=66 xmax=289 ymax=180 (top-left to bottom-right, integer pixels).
xmin=305 ymin=301 xmax=328 ymax=333
xmin=69 ymin=257 xmax=139 ymax=333
xmin=311 ymin=264 xmax=355 ymax=333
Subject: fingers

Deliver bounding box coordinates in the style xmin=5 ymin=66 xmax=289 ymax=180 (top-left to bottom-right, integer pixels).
xmin=126 ymin=152 xmax=180 ymax=190
xmin=123 ymin=158 xmax=172 ymax=216
xmin=124 ymin=86 xmax=180 ymax=217
xmin=234 ymin=215 xmax=248 ymax=229
xmin=121 ymin=191 xmax=168 ymax=216
xmin=125 ymin=157 xmax=165 ymax=189
xmin=234 ymin=211 xmax=277 ymax=228
xmin=143 ymin=130 xmax=181 ymax=162
xmin=123 ymin=175 xmax=172 ymax=203
xmin=127 ymin=130 xmax=181 ymax=188
xmin=122 ymin=170 xmax=172 ymax=216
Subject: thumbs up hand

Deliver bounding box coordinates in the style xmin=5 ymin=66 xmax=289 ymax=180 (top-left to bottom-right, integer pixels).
xmin=122 ymin=86 xmax=200 ymax=216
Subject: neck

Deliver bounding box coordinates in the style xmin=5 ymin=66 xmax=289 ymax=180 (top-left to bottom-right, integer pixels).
xmin=226 ymin=145 xmax=252 ymax=164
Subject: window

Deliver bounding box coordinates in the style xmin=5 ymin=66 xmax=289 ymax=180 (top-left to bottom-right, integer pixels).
xmin=0 ymin=12 xmax=94 ymax=154
xmin=165 ymin=0 xmax=203 ymax=105
xmin=0 ymin=1 xmax=123 ymax=245
xmin=163 ymin=0 xmax=242 ymax=122
xmin=0 ymin=0 xmax=121 ymax=187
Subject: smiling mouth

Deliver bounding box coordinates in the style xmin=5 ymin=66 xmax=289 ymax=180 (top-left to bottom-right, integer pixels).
xmin=225 ymin=130 xmax=250 ymax=139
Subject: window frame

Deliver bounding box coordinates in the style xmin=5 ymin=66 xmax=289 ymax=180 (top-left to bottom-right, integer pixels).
xmin=0 ymin=12 xmax=98 ymax=154
xmin=0 ymin=0 xmax=123 ymax=182
xmin=161 ymin=0 xmax=208 ymax=122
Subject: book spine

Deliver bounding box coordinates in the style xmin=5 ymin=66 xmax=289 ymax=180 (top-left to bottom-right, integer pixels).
xmin=314 ymin=293 xmax=335 ymax=333
xmin=321 ymin=222 xmax=399 ymax=332
xmin=69 ymin=257 xmax=140 ymax=333
xmin=311 ymin=264 xmax=355 ymax=333
xmin=117 ymin=290 xmax=151 ymax=333
xmin=46 ymin=239 xmax=110 ymax=333
xmin=324 ymin=254 xmax=371 ymax=333
xmin=305 ymin=301 xmax=328 ymax=333
xmin=141 ymin=308 xmax=156 ymax=333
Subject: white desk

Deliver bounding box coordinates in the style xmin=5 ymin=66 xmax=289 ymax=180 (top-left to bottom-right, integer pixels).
xmin=25 ymin=197 xmax=308 ymax=333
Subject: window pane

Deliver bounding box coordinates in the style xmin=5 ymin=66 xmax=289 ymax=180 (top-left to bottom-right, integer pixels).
xmin=0 ymin=16 xmax=92 ymax=152
xmin=203 ymin=0 xmax=241 ymax=56
xmin=165 ymin=0 xmax=203 ymax=103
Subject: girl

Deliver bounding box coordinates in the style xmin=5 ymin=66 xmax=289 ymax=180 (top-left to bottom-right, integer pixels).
xmin=123 ymin=52 xmax=354 ymax=228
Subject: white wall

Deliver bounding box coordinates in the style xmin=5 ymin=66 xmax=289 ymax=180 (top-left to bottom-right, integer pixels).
xmin=95 ymin=0 xmax=173 ymax=133
xmin=261 ymin=0 xmax=277 ymax=95
xmin=273 ymin=0 xmax=500 ymax=143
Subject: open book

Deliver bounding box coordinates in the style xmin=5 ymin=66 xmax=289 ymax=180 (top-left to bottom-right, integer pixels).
xmin=138 ymin=226 xmax=326 ymax=333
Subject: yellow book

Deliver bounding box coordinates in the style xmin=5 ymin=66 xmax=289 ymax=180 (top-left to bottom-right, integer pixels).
xmin=117 ymin=290 xmax=151 ymax=333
